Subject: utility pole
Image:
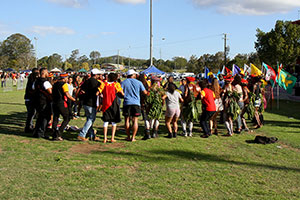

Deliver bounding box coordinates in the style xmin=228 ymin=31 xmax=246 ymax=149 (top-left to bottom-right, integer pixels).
xmin=128 ymin=46 xmax=131 ymax=68
xmin=117 ymin=50 xmax=120 ymax=69
xmin=150 ymin=0 xmax=153 ymax=66
xmin=223 ymin=33 xmax=228 ymax=67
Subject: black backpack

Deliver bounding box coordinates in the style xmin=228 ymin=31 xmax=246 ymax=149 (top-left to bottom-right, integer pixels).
xmin=254 ymin=135 xmax=278 ymax=144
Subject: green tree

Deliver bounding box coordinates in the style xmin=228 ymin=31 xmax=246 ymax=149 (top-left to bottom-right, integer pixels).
xmin=62 ymin=61 xmax=72 ymax=71
xmin=172 ymin=57 xmax=187 ymax=69
xmin=255 ymin=20 xmax=300 ymax=67
xmin=92 ymin=64 xmax=101 ymax=69
xmin=81 ymin=62 xmax=90 ymax=71
xmin=0 ymin=33 xmax=34 ymax=69
xmin=47 ymin=53 xmax=63 ymax=70
xmin=89 ymin=51 xmax=101 ymax=64
xmin=38 ymin=56 xmax=49 ymax=68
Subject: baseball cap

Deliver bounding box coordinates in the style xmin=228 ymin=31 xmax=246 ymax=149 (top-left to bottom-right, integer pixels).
xmin=91 ymin=68 xmax=101 ymax=75
xmin=126 ymin=69 xmax=137 ymax=76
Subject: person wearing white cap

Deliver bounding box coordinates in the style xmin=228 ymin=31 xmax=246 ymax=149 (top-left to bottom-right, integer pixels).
xmin=121 ymin=69 xmax=148 ymax=141
xmin=77 ymin=68 xmax=101 ymax=141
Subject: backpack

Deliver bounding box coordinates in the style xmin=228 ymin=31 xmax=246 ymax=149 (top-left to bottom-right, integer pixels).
xmin=254 ymin=135 xmax=278 ymax=144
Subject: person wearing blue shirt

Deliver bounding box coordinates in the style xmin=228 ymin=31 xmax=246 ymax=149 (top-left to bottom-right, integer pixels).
xmin=121 ymin=69 xmax=147 ymax=141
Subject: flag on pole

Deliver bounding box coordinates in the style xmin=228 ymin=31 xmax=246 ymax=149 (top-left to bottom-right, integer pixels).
xmin=244 ymin=64 xmax=251 ymax=77
xmin=250 ymin=63 xmax=262 ymax=76
xmin=262 ymin=62 xmax=277 ymax=87
xmin=204 ymin=67 xmax=210 ymax=79
xmin=232 ymin=64 xmax=241 ymax=76
xmin=220 ymin=66 xmax=225 ymax=75
xmin=225 ymin=66 xmax=232 ymax=75
xmin=277 ymin=65 xmax=297 ymax=94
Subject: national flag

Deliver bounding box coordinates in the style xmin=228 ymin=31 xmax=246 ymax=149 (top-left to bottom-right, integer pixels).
xmin=277 ymin=66 xmax=297 ymax=94
xmin=262 ymin=62 xmax=277 ymax=87
xmin=250 ymin=63 xmax=262 ymax=77
xmin=204 ymin=66 xmax=210 ymax=79
xmin=225 ymin=66 xmax=232 ymax=75
xmin=244 ymin=64 xmax=251 ymax=76
xmin=232 ymin=64 xmax=241 ymax=76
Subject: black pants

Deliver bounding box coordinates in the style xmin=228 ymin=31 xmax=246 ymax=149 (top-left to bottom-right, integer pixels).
xmin=52 ymin=103 xmax=70 ymax=138
xmin=200 ymin=111 xmax=216 ymax=136
xmin=25 ymin=100 xmax=36 ymax=130
xmin=33 ymin=103 xmax=52 ymax=138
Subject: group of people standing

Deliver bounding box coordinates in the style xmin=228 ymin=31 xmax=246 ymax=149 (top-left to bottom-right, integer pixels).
xmin=24 ymin=67 xmax=265 ymax=143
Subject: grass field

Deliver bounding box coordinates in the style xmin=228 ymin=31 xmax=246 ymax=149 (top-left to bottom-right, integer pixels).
xmin=0 ymin=89 xmax=300 ymax=199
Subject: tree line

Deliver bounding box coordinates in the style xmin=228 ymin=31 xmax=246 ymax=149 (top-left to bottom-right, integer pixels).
xmin=0 ymin=20 xmax=299 ymax=73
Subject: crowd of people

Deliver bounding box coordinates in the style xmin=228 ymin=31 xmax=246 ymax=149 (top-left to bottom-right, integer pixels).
xmin=23 ymin=67 xmax=267 ymax=142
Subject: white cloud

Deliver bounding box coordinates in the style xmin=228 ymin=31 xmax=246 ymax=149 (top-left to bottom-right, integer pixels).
xmin=45 ymin=0 xmax=88 ymax=8
xmin=112 ymin=0 xmax=146 ymax=4
xmin=31 ymin=26 xmax=75 ymax=35
xmin=192 ymin=0 xmax=300 ymax=15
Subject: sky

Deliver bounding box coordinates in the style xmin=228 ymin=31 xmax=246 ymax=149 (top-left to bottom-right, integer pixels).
xmin=0 ymin=0 xmax=300 ymax=61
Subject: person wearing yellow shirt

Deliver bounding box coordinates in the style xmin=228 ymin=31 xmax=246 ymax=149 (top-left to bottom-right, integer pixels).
xmin=52 ymin=73 xmax=76 ymax=141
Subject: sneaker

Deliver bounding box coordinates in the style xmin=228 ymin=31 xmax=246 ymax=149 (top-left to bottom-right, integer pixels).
xmin=77 ymin=136 xmax=88 ymax=141
xmin=187 ymin=132 xmax=193 ymax=137
xmin=167 ymin=132 xmax=173 ymax=138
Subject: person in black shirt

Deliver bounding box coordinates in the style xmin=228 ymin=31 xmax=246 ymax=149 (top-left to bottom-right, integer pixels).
xmin=52 ymin=73 xmax=76 ymax=141
xmin=33 ymin=68 xmax=53 ymax=139
xmin=24 ymin=68 xmax=39 ymax=133
xmin=77 ymin=69 xmax=101 ymax=141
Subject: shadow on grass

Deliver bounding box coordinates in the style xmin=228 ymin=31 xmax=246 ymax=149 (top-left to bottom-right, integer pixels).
xmin=265 ymin=100 xmax=300 ymax=120
xmin=100 ymin=149 xmax=300 ymax=173
xmin=0 ymin=102 xmax=25 ymax=106
xmin=0 ymin=111 xmax=33 ymax=138
xmin=264 ymin=120 xmax=300 ymax=129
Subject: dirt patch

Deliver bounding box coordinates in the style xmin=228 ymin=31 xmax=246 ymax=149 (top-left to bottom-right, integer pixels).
xmin=69 ymin=142 xmax=126 ymax=154
xmin=20 ymin=140 xmax=30 ymax=144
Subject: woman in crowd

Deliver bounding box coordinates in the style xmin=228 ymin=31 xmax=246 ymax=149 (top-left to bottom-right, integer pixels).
xmin=240 ymin=78 xmax=250 ymax=132
xmin=181 ymin=77 xmax=199 ymax=137
xmin=232 ymin=75 xmax=244 ymax=134
xmin=209 ymin=78 xmax=223 ymax=135
xmin=199 ymin=81 xmax=216 ymax=138
xmin=162 ymin=83 xmax=183 ymax=138
xmin=99 ymin=73 xmax=124 ymax=143
xmin=223 ymin=76 xmax=234 ymax=136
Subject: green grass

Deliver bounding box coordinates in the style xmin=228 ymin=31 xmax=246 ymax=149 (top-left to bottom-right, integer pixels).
xmin=0 ymin=90 xmax=300 ymax=199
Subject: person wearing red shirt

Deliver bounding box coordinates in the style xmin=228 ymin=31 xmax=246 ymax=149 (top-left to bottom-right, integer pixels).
xmin=199 ymin=81 xmax=216 ymax=138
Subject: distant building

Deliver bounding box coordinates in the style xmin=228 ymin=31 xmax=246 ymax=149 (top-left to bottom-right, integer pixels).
xmin=101 ymin=63 xmax=124 ymax=71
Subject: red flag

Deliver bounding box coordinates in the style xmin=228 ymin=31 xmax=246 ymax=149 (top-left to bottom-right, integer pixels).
xmin=225 ymin=67 xmax=232 ymax=75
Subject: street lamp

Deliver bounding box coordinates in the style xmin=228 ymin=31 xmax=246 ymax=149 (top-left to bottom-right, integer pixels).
xmin=34 ymin=37 xmax=38 ymax=68
xmin=150 ymin=0 xmax=153 ymax=66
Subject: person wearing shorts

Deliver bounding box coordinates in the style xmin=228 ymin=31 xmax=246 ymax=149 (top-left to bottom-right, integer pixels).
xmin=121 ymin=70 xmax=147 ymax=142
xmin=162 ymin=83 xmax=183 ymax=138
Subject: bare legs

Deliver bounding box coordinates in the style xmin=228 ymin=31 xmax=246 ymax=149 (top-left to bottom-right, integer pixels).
xmin=124 ymin=116 xmax=138 ymax=142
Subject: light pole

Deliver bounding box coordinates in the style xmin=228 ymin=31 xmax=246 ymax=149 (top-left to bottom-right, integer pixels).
xmin=128 ymin=46 xmax=131 ymax=68
xmin=150 ymin=0 xmax=153 ymax=66
xmin=34 ymin=37 xmax=38 ymax=68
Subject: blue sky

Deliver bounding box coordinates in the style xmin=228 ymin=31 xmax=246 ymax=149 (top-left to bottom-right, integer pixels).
xmin=1 ymin=0 xmax=300 ymax=61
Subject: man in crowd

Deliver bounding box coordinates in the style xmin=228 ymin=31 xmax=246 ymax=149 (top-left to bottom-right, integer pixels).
xmin=24 ymin=68 xmax=39 ymax=133
xmin=77 ymin=69 xmax=102 ymax=141
xmin=52 ymin=73 xmax=76 ymax=141
xmin=121 ymin=69 xmax=147 ymax=142
xmin=33 ymin=68 xmax=52 ymax=139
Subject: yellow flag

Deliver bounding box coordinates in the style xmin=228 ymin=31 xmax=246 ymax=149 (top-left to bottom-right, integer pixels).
xmin=250 ymin=63 xmax=262 ymax=76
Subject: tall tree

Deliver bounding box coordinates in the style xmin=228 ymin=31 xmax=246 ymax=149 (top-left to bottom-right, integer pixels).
xmin=0 ymin=33 xmax=34 ymax=69
xmin=89 ymin=51 xmax=101 ymax=64
xmin=47 ymin=53 xmax=63 ymax=70
xmin=255 ymin=20 xmax=300 ymax=67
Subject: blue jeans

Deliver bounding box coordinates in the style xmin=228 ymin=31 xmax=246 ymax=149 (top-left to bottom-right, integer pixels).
xmin=79 ymin=105 xmax=97 ymax=138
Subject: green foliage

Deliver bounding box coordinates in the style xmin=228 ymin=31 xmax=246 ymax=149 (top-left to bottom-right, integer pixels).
xmin=182 ymin=92 xmax=200 ymax=121
xmin=255 ymin=20 xmax=300 ymax=67
xmin=92 ymin=64 xmax=101 ymax=69
xmin=227 ymin=91 xmax=241 ymax=121
xmin=81 ymin=62 xmax=90 ymax=71
xmin=145 ymin=85 xmax=164 ymax=119
xmin=0 ymin=33 xmax=34 ymax=69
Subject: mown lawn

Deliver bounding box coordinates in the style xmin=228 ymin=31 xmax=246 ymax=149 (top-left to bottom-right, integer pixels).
xmin=0 ymin=90 xmax=299 ymax=200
